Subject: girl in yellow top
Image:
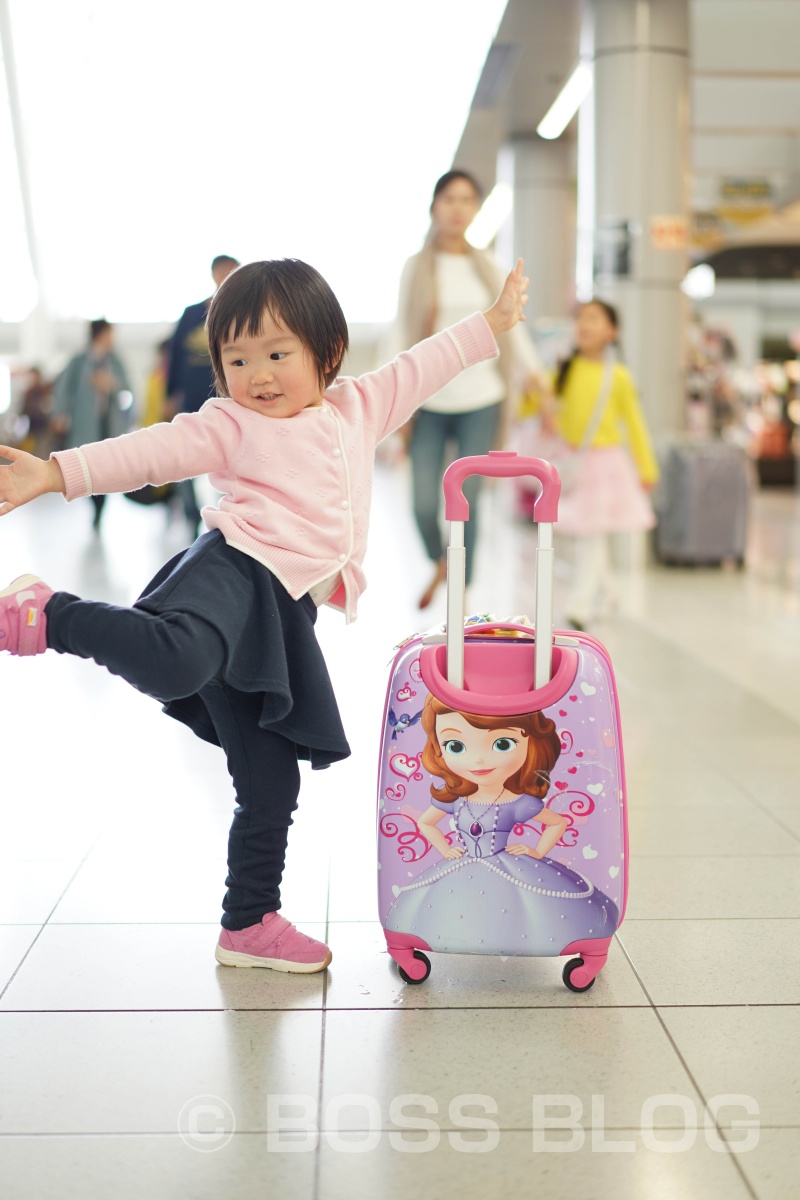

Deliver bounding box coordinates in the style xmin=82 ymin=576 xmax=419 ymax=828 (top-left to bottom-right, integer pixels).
xmin=543 ymin=300 xmax=658 ymax=629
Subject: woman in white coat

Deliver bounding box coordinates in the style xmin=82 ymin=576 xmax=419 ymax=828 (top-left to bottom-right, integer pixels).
xmin=394 ymin=170 xmax=543 ymax=608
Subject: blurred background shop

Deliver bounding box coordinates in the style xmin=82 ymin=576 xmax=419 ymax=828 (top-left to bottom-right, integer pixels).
xmin=2 ymin=0 xmax=800 ymax=501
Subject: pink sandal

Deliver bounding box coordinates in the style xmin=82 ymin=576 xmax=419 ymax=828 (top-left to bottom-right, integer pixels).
xmin=0 ymin=575 xmax=53 ymax=656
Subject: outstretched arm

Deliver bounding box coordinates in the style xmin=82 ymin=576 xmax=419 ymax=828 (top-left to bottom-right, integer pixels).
xmin=358 ymin=259 xmax=532 ymax=443
xmin=483 ymin=258 xmax=530 ymax=339
xmin=0 ymin=445 xmax=65 ymax=516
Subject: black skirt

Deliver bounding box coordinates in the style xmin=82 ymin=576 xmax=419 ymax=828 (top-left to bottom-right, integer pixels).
xmin=134 ymin=531 xmax=350 ymax=769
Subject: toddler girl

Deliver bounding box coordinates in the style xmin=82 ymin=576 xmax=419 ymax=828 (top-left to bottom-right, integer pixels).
xmin=0 ymin=256 xmax=528 ymax=973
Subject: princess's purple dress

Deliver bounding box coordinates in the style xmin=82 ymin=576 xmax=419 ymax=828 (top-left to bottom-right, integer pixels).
xmin=385 ymin=793 xmax=618 ymax=956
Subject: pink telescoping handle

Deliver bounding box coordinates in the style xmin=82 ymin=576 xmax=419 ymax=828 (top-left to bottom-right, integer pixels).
xmin=443 ymin=450 xmax=561 ymax=523
xmin=442 ymin=451 xmax=561 ymax=692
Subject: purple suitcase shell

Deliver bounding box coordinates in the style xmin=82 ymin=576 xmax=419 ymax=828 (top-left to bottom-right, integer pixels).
xmin=377 ymin=626 xmax=629 ymax=990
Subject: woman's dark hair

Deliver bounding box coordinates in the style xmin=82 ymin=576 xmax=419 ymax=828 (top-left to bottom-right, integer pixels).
xmin=555 ymin=299 xmax=620 ymax=395
xmin=206 ymin=259 xmax=349 ymax=394
xmin=430 ymin=169 xmax=483 ymax=210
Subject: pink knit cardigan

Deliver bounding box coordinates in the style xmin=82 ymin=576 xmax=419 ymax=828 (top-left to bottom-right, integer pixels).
xmin=52 ymin=313 xmax=498 ymax=621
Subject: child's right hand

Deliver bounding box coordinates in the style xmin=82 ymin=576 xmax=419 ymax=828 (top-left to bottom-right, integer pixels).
xmin=0 ymin=445 xmax=65 ymax=516
xmin=484 ymin=258 xmax=530 ymax=338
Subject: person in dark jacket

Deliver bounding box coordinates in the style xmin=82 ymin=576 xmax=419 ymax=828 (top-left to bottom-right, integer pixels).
xmin=167 ymin=255 xmax=239 ymax=535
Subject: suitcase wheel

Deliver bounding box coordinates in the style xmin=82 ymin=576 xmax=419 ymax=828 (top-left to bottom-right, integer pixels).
xmin=397 ymin=950 xmax=432 ymax=985
xmin=562 ymin=957 xmax=596 ymax=993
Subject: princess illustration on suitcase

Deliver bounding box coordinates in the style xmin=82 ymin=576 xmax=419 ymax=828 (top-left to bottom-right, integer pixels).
xmin=384 ymin=694 xmax=619 ymax=957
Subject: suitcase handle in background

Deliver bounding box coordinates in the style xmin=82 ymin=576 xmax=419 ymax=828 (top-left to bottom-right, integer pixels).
xmin=443 ymin=451 xmax=561 ymax=522
xmin=442 ymin=451 xmax=559 ymax=693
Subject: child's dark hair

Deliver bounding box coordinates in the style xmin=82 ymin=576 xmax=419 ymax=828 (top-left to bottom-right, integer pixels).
xmin=555 ymin=299 xmax=620 ymax=395
xmin=206 ymin=259 xmax=349 ymax=394
xmin=430 ymin=169 xmax=483 ymax=210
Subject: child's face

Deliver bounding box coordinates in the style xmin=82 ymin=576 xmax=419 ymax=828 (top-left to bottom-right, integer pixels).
xmin=576 ymin=304 xmax=617 ymax=358
xmin=220 ymin=309 xmax=324 ymax=418
xmin=435 ymin=714 xmax=528 ymax=790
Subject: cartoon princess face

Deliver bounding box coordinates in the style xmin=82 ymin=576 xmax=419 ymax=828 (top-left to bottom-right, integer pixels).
xmin=420 ymin=693 xmax=562 ymax=804
xmin=436 ymin=713 xmax=530 ymax=793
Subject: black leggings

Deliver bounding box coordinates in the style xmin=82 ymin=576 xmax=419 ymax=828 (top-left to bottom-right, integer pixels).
xmin=46 ymin=592 xmax=301 ymax=930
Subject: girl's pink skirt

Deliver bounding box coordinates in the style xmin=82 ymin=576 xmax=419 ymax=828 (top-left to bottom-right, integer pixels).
xmin=513 ymin=424 xmax=656 ymax=535
xmin=555 ymin=444 xmax=656 ymax=536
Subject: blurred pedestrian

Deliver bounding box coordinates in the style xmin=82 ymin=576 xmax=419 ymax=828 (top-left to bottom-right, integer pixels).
xmin=394 ymin=170 xmax=544 ymax=608
xmin=53 ymin=319 xmax=133 ymax=531
xmin=542 ymin=300 xmax=659 ymax=629
xmin=143 ymin=339 xmax=172 ymax=428
xmin=167 ymin=255 xmax=240 ymax=536
xmin=20 ymin=367 xmax=54 ymax=458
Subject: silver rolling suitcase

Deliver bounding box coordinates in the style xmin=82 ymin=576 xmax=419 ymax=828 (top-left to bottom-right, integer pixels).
xmin=655 ymin=441 xmax=750 ymax=567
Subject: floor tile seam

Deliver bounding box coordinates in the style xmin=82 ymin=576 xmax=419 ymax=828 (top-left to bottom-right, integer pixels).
xmin=624 ymin=853 xmax=800 ymax=859
xmin=616 ymin=625 xmax=800 ymax=848
xmin=653 ymin=1002 xmax=800 ymax=1010
xmin=613 ymin=933 xmax=759 ymax=1199
xmin=717 ymin=778 xmax=800 ymax=846
xmin=7 ymin=1001 xmax=785 ymax=1016
xmin=0 ymin=832 xmax=110 ymax=1005
xmin=613 ymin=614 xmax=800 ymax=733
xmin=618 ymin=614 xmax=800 ymax=724
xmin=0 ymin=1123 xmax=783 ymax=1137
xmin=625 ymin=853 xmax=800 ymax=859
xmin=0 ymin=921 xmax=331 ymax=931
xmin=314 ymin=853 xmax=333 ymax=1200
xmin=322 ymin=1003 xmax=654 ymax=1013
xmin=623 ymin=916 xmax=800 ymax=921
xmin=609 ymin=660 xmax=800 ymax=831
xmin=0 ymin=1007 xmax=328 ymax=1015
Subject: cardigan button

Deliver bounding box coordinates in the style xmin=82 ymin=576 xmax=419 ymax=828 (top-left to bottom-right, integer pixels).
xmin=332 ymin=448 xmax=341 ymax=457
xmin=341 ymin=500 xmax=349 ymax=509
xmin=338 ymin=553 xmax=347 ymax=562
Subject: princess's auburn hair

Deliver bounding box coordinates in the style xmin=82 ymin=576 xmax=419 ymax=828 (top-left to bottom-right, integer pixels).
xmin=206 ymin=259 xmax=349 ymax=395
xmin=420 ymin=694 xmax=562 ymax=804
xmin=555 ymin=298 xmax=620 ymax=395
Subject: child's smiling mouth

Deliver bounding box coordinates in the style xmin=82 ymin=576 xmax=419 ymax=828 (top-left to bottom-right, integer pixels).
xmin=255 ymin=393 xmax=281 ymax=403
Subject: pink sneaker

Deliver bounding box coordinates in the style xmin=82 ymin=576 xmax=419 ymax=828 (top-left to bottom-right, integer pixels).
xmin=0 ymin=575 xmax=53 ymax=656
xmin=215 ymin=913 xmax=332 ymax=973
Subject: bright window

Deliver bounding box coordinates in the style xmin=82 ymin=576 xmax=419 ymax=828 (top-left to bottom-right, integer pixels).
xmin=3 ymin=0 xmax=506 ymax=324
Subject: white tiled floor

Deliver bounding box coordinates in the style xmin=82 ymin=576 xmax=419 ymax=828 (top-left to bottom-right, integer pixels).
xmin=1 ymin=466 xmax=798 ymax=1198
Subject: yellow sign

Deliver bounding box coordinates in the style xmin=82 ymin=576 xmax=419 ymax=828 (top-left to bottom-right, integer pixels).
xmin=720 ymin=179 xmax=772 ymax=201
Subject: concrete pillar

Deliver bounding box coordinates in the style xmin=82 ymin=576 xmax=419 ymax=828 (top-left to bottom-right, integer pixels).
xmin=20 ymin=301 xmax=56 ymax=371
xmin=584 ymin=0 xmax=691 ymax=436
xmin=496 ymin=137 xmax=576 ymax=320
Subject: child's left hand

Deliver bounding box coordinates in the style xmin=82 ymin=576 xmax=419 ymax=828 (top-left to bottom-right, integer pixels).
xmin=484 ymin=258 xmax=529 ymax=339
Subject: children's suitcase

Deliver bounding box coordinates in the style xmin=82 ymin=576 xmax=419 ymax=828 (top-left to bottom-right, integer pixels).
xmin=377 ymin=451 xmax=629 ymax=992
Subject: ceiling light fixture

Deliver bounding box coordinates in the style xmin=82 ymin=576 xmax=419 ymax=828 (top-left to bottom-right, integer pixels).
xmin=537 ymin=62 xmax=593 ymax=140
xmin=466 ymin=183 xmax=514 ymax=249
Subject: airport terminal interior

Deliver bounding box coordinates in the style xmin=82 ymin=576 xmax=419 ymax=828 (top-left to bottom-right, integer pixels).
xmin=1 ymin=1 xmax=799 ymax=1198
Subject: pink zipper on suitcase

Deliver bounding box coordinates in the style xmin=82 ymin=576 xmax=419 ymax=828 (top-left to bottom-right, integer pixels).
xmin=377 ymin=451 xmax=629 ymax=992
